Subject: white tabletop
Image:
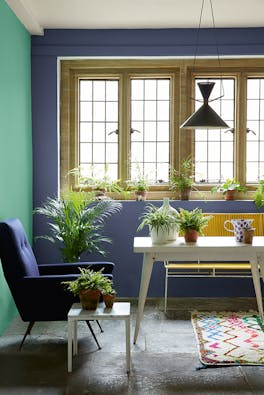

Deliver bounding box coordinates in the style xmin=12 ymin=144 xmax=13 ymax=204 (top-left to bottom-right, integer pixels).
xmin=68 ymin=302 xmax=130 ymax=319
xmin=134 ymin=236 xmax=264 ymax=252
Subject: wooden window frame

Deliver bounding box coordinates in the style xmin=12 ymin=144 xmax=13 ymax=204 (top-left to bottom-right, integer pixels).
xmin=60 ymin=58 xmax=264 ymax=199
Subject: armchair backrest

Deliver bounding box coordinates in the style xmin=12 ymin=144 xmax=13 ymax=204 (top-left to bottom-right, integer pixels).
xmin=0 ymin=219 xmax=39 ymax=286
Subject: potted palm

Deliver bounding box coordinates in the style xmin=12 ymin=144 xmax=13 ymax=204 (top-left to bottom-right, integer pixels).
xmin=137 ymin=203 xmax=180 ymax=244
xmin=34 ymin=191 xmax=122 ymax=262
xmin=178 ymin=208 xmax=212 ymax=243
xmin=169 ymin=156 xmax=194 ymax=200
xmin=62 ymin=267 xmax=107 ymax=310
xmin=211 ymin=178 xmax=247 ymax=200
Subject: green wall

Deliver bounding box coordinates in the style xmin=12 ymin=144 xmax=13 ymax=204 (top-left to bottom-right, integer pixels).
xmin=0 ymin=0 xmax=32 ymax=334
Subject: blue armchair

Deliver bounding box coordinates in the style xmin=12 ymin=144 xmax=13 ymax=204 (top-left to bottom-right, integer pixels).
xmin=0 ymin=218 xmax=115 ymax=349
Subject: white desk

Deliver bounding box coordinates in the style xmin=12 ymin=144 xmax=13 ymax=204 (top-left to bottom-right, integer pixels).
xmin=133 ymin=236 xmax=264 ymax=343
xmin=68 ymin=302 xmax=131 ymax=373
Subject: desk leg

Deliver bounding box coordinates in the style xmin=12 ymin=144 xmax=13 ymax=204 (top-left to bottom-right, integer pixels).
xmin=251 ymin=256 xmax=264 ymax=321
xmin=258 ymin=254 xmax=264 ymax=284
xmin=68 ymin=319 xmax=73 ymax=373
xmin=125 ymin=317 xmax=131 ymax=373
xmin=134 ymin=253 xmax=154 ymax=344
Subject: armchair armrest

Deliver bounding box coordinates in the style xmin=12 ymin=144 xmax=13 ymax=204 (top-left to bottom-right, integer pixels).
xmin=38 ymin=261 xmax=115 ymax=275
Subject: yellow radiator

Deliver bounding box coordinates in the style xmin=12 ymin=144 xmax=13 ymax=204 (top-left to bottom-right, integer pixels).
xmin=202 ymin=213 xmax=264 ymax=236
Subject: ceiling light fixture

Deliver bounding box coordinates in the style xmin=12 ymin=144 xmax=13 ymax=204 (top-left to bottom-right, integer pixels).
xmin=180 ymin=0 xmax=230 ymax=130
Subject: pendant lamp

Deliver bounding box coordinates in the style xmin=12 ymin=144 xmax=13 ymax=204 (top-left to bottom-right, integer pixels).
xmin=180 ymin=0 xmax=230 ymax=130
xmin=180 ymin=81 xmax=229 ymax=129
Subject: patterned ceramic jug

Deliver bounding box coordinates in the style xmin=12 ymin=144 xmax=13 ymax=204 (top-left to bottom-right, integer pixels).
xmin=224 ymin=218 xmax=254 ymax=242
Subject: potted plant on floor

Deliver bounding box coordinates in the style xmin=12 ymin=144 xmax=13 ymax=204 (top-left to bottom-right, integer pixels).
xmin=137 ymin=203 xmax=180 ymax=244
xmin=34 ymin=191 xmax=122 ymax=262
xmin=211 ymin=178 xmax=247 ymax=200
xmin=62 ymin=267 xmax=107 ymax=310
xmin=178 ymin=208 xmax=212 ymax=243
xmin=169 ymin=156 xmax=194 ymax=200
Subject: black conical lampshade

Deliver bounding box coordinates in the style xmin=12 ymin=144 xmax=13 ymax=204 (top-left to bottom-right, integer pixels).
xmin=180 ymin=82 xmax=230 ymax=129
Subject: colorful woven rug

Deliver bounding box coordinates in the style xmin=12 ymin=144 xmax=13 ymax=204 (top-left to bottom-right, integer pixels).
xmin=191 ymin=311 xmax=264 ymax=366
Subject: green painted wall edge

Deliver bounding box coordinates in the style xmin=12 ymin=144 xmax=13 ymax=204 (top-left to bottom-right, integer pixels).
xmin=0 ymin=0 xmax=32 ymax=335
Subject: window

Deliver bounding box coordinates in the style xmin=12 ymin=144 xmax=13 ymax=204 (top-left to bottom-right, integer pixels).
xmin=194 ymin=78 xmax=235 ymax=183
xmin=60 ymin=58 xmax=264 ymax=198
xmin=246 ymin=78 xmax=264 ymax=182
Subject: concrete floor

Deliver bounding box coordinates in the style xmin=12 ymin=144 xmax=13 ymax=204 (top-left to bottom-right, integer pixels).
xmin=0 ymin=298 xmax=264 ymax=395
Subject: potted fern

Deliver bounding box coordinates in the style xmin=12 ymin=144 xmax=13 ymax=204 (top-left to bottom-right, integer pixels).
xmin=178 ymin=208 xmax=212 ymax=243
xmin=62 ymin=267 xmax=107 ymax=310
xmin=169 ymin=156 xmax=194 ymax=200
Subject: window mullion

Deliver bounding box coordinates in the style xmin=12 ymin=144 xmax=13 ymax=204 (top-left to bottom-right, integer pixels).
xmin=235 ymin=73 xmax=247 ymax=185
xmin=119 ymin=73 xmax=130 ymax=184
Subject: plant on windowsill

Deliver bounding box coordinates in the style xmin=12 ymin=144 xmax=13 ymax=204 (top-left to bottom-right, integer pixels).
xmin=211 ymin=178 xmax=247 ymax=200
xmin=127 ymin=178 xmax=149 ymax=201
xmin=68 ymin=166 xmax=124 ymax=199
xmin=169 ymin=156 xmax=195 ymax=200
xmin=137 ymin=203 xmax=180 ymax=244
xmin=34 ymin=190 xmax=122 ymax=262
xmin=178 ymin=208 xmax=212 ymax=243
xmin=62 ymin=267 xmax=107 ymax=310
xmin=253 ymin=179 xmax=264 ymax=211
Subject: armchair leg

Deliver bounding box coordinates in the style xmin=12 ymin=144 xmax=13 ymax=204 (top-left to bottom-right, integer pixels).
xmin=19 ymin=321 xmax=35 ymax=351
xmin=86 ymin=320 xmax=101 ymax=350
xmin=96 ymin=320 xmax=103 ymax=333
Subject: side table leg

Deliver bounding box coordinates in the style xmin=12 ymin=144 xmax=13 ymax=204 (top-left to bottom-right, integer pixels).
xmin=68 ymin=319 xmax=73 ymax=373
xmin=133 ymin=253 xmax=154 ymax=344
xmin=251 ymin=256 xmax=264 ymax=321
xmin=125 ymin=317 xmax=131 ymax=373
xmin=73 ymin=320 xmax=78 ymax=355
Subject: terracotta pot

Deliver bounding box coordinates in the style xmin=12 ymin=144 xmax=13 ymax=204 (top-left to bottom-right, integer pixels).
xmin=242 ymin=228 xmax=255 ymax=244
xmin=135 ymin=190 xmax=147 ymax=201
xmin=180 ymin=187 xmax=191 ymax=200
xmin=225 ymin=190 xmax=236 ymax=200
xmin=184 ymin=229 xmax=198 ymax=243
xmin=79 ymin=289 xmax=101 ymax=310
xmin=103 ymin=293 xmax=116 ymax=308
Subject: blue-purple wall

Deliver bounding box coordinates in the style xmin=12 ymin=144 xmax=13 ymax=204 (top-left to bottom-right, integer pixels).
xmin=31 ymin=28 xmax=264 ymax=299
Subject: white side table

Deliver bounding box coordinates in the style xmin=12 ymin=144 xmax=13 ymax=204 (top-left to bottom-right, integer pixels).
xmin=68 ymin=302 xmax=131 ymax=373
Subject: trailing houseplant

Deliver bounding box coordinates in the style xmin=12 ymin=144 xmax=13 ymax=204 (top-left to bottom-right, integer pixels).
xmin=137 ymin=203 xmax=180 ymax=244
xmin=178 ymin=208 xmax=212 ymax=243
xmin=169 ymin=156 xmax=194 ymax=200
xmin=34 ymin=191 xmax=122 ymax=262
xmin=69 ymin=166 xmax=123 ymax=198
xmin=211 ymin=178 xmax=247 ymax=200
xmin=62 ymin=267 xmax=108 ymax=310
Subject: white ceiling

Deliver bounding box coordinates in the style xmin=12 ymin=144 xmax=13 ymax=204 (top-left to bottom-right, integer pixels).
xmin=5 ymin=0 xmax=264 ymax=36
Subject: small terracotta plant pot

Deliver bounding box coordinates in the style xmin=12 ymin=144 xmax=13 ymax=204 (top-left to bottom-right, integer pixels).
xmin=79 ymin=289 xmax=101 ymax=310
xmin=225 ymin=190 xmax=236 ymax=200
xmin=103 ymin=293 xmax=116 ymax=308
xmin=243 ymin=228 xmax=255 ymax=244
xmin=180 ymin=187 xmax=191 ymax=200
xmin=184 ymin=229 xmax=199 ymax=243
xmin=135 ymin=190 xmax=147 ymax=201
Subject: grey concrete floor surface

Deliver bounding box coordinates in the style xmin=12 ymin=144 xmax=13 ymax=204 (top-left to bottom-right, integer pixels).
xmin=0 ymin=298 xmax=264 ymax=395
